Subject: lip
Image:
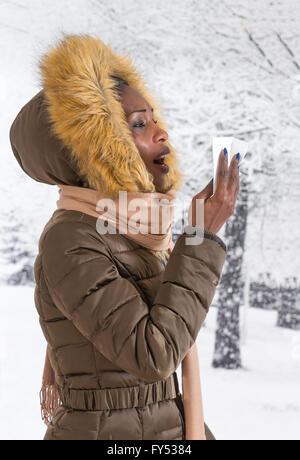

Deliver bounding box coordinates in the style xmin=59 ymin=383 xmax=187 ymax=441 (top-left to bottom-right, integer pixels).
xmin=153 ymin=162 xmax=170 ymax=174
xmin=153 ymin=146 xmax=170 ymax=161
xmin=152 ymin=146 xmax=170 ymax=174
xmin=154 ymin=163 xmax=169 ymax=174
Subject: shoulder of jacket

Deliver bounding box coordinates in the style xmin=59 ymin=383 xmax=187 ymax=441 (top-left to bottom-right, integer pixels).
xmin=39 ymin=214 xmax=118 ymax=289
xmin=40 ymin=210 xmax=109 ymax=255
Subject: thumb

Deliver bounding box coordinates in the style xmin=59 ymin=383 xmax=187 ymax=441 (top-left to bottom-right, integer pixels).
xmin=196 ymin=178 xmax=213 ymax=199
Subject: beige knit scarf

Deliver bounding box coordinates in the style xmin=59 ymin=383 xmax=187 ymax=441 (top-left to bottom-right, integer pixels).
xmin=40 ymin=184 xmax=206 ymax=440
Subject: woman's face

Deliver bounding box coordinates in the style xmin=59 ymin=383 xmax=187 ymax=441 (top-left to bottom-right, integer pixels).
xmin=119 ymin=84 xmax=170 ymax=193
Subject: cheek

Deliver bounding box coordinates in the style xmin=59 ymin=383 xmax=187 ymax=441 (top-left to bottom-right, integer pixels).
xmin=132 ymin=133 xmax=153 ymax=161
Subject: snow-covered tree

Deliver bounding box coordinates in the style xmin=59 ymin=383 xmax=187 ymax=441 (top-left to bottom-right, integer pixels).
xmin=0 ymin=208 xmax=35 ymax=286
xmin=212 ymin=165 xmax=249 ymax=369
xmin=249 ymin=272 xmax=279 ymax=311
xmin=277 ymin=277 xmax=300 ymax=330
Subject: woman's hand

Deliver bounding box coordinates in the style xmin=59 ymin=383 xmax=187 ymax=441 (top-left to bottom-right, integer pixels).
xmin=188 ymin=149 xmax=240 ymax=234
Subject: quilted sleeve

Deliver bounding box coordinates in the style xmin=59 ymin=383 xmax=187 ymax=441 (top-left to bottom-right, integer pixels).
xmin=41 ymin=221 xmax=227 ymax=383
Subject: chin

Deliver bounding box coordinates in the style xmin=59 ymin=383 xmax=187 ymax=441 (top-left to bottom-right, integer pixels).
xmin=152 ymin=171 xmax=172 ymax=194
xmin=155 ymin=183 xmax=171 ymax=194
xmin=155 ymin=175 xmax=176 ymax=194
xmin=154 ymin=179 xmax=165 ymax=193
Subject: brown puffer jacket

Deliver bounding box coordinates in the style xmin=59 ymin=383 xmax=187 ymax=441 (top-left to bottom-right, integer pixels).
xmin=9 ymin=34 xmax=227 ymax=440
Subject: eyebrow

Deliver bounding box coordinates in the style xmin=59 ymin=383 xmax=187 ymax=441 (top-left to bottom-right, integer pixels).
xmin=128 ymin=108 xmax=154 ymax=115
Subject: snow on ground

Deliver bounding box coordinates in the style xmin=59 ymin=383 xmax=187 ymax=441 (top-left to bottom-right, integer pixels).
xmin=0 ymin=285 xmax=299 ymax=440
xmin=194 ymin=306 xmax=300 ymax=440
xmin=0 ymin=286 xmax=46 ymax=440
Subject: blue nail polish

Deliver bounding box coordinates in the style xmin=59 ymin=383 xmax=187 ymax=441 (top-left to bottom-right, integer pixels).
xmin=237 ymin=152 xmax=240 ymax=161
xmin=224 ymin=148 xmax=228 ymax=156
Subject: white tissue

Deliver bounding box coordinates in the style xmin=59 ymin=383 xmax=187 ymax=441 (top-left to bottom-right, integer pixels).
xmin=212 ymin=136 xmax=248 ymax=194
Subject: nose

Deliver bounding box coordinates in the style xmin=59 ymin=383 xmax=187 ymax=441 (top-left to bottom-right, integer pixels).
xmin=154 ymin=124 xmax=168 ymax=143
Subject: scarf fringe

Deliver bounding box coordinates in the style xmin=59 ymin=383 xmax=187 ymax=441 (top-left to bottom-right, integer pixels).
xmin=39 ymin=382 xmax=62 ymax=426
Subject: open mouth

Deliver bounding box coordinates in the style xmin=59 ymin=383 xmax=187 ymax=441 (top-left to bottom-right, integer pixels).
xmin=152 ymin=147 xmax=170 ymax=173
xmin=153 ymin=157 xmax=166 ymax=165
xmin=153 ymin=157 xmax=169 ymax=173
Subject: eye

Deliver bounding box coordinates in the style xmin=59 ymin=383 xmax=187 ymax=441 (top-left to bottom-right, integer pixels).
xmin=133 ymin=121 xmax=145 ymax=128
xmin=132 ymin=119 xmax=158 ymax=128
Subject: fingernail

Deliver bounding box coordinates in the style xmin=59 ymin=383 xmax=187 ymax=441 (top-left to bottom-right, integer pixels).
xmin=236 ymin=152 xmax=240 ymax=161
xmin=224 ymin=148 xmax=228 ymax=156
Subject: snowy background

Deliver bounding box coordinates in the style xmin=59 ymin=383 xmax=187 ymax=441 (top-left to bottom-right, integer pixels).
xmin=1 ymin=0 xmax=300 ymax=440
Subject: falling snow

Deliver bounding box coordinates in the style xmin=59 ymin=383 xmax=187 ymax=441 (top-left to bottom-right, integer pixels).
xmin=0 ymin=0 xmax=299 ymax=440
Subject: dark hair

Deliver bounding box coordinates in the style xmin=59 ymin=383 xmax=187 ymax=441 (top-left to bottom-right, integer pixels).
xmin=110 ymin=75 xmax=129 ymax=93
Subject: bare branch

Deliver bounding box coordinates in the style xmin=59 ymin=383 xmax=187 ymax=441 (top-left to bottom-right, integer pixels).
xmin=245 ymin=28 xmax=274 ymax=68
xmin=275 ymin=32 xmax=300 ymax=71
xmin=210 ymin=127 xmax=271 ymax=137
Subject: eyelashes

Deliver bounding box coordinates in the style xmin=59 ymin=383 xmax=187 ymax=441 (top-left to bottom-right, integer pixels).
xmin=133 ymin=119 xmax=158 ymax=128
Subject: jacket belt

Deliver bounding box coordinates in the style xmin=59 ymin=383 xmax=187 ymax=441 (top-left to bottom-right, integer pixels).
xmin=58 ymin=372 xmax=179 ymax=411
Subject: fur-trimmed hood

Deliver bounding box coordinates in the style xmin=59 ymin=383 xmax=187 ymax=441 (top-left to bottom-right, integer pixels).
xmin=10 ymin=33 xmax=184 ymax=199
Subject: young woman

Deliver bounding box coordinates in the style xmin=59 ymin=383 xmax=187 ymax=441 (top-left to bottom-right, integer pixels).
xmin=9 ymin=34 xmax=239 ymax=440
